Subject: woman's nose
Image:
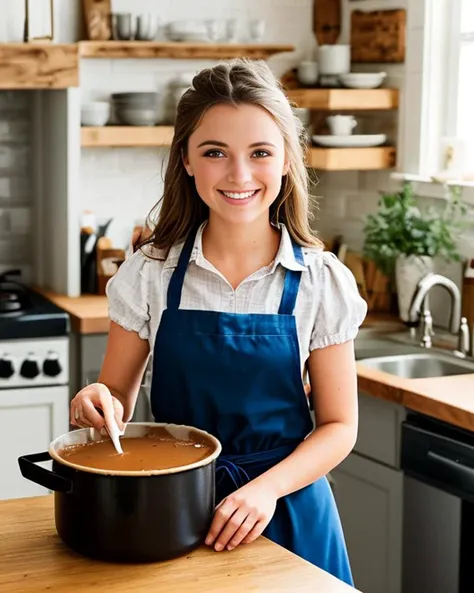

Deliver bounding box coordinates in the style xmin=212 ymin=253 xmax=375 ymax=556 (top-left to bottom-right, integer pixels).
xmin=226 ymin=157 xmax=252 ymax=185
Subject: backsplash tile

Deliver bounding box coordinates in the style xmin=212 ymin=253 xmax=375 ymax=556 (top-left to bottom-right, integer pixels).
xmin=0 ymin=91 xmax=32 ymax=279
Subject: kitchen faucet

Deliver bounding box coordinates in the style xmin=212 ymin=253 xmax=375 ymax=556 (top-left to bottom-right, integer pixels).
xmin=408 ymin=273 xmax=466 ymax=351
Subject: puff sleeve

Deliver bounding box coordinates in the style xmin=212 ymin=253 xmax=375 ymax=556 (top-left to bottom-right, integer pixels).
xmin=106 ymin=250 xmax=150 ymax=340
xmin=309 ymin=252 xmax=368 ymax=350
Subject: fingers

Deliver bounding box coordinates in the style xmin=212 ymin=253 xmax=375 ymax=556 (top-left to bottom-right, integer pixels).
xmin=205 ymin=498 xmax=235 ymax=547
xmin=212 ymin=507 xmax=252 ymax=552
xmin=96 ymin=383 xmax=122 ymax=434
xmin=70 ymin=383 xmax=125 ymax=433
xmin=70 ymin=402 xmax=93 ymax=428
xmin=225 ymin=515 xmax=260 ymax=551
xmin=304 ymin=382 xmax=311 ymax=398
xmin=206 ymin=496 xmax=265 ymax=552
xmin=240 ymin=520 xmax=266 ymax=545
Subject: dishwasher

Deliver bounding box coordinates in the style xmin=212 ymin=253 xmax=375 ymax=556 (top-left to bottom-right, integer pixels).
xmin=401 ymin=412 xmax=474 ymax=593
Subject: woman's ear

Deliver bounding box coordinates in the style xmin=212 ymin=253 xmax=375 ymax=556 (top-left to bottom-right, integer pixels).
xmin=181 ymin=150 xmax=193 ymax=177
xmin=283 ymin=160 xmax=290 ymax=176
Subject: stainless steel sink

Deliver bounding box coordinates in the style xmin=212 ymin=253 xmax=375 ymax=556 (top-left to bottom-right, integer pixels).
xmin=358 ymin=353 xmax=474 ymax=379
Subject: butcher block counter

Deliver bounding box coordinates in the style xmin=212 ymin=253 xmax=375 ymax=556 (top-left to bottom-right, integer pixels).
xmin=0 ymin=496 xmax=359 ymax=593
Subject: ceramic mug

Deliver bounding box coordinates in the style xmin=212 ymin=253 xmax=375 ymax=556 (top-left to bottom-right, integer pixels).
xmin=327 ymin=115 xmax=357 ymax=136
xmin=297 ymin=61 xmax=319 ymax=86
xmin=318 ymin=45 xmax=351 ymax=75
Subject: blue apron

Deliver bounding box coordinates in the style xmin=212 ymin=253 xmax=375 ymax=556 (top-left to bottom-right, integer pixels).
xmin=150 ymin=227 xmax=354 ymax=587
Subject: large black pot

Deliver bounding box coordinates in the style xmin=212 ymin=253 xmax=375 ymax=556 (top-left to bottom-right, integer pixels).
xmin=18 ymin=422 xmax=221 ymax=563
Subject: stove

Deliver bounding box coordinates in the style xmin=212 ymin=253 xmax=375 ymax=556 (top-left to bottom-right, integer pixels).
xmin=0 ymin=269 xmax=69 ymax=341
xmin=0 ymin=270 xmax=70 ymax=499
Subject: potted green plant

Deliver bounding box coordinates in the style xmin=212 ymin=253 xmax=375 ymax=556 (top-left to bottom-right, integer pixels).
xmin=363 ymin=181 xmax=466 ymax=321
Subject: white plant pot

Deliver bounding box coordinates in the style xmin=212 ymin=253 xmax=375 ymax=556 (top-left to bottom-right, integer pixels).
xmin=395 ymin=255 xmax=434 ymax=322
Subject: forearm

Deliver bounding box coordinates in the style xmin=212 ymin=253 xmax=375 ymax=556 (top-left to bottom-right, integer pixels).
xmin=252 ymin=421 xmax=357 ymax=499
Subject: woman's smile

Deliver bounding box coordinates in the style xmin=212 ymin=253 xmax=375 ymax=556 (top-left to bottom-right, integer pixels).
xmin=218 ymin=189 xmax=261 ymax=205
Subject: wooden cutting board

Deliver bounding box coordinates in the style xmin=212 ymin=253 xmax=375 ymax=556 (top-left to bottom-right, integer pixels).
xmin=82 ymin=0 xmax=112 ymax=40
xmin=351 ymin=9 xmax=406 ymax=63
xmin=313 ymin=0 xmax=342 ymax=45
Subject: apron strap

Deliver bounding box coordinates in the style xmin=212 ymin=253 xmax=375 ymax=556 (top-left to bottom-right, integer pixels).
xmin=168 ymin=228 xmax=305 ymax=314
xmin=167 ymin=226 xmax=198 ymax=310
xmin=278 ymin=242 xmax=304 ymax=315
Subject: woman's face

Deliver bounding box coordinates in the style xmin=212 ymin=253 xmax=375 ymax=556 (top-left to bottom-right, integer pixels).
xmin=184 ymin=103 xmax=289 ymax=227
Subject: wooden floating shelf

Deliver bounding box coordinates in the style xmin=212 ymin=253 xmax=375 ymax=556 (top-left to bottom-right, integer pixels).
xmin=82 ymin=126 xmax=396 ymax=171
xmin=307 ymin=146 xmax=396 ymax=171
xmin=0 ymin=43 xmax=79 ymax=89
xmin=79 ymin=41 xmax=295 ymax=61
xmin=286 ymin=88 xmax=399 ymax=111
xmin=81 ymin=126 xmax=175 ymax=147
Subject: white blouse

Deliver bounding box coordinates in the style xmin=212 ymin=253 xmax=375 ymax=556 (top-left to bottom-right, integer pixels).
xmin=106 ymin=223 xmax=368 ymax=373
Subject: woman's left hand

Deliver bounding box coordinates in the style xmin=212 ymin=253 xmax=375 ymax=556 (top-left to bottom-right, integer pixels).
xmin=205 ymin=481 xmax=278 ymax=552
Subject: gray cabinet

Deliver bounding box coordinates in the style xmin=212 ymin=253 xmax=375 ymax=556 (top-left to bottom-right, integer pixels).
xmin=329 ymin=392 xmax=406 ymax=593
xmin=69 ymin=332 xmax=152 ymax=422
xmin=331 ymin=452 xmax=403 ymax=593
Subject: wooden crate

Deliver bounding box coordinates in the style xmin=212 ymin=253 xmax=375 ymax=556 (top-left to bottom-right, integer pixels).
xmin=351 ymin=9 xmax=406 ymax=63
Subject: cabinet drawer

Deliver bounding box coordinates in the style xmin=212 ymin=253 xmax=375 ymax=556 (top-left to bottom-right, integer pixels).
xmin=354 ymin=392 xmax=405 ymax=468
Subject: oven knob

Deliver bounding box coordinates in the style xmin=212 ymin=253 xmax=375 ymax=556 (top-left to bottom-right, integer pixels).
xmin=0 ymin=355 xmax=14 ymax=379
xmin=20 ymin=355 xmax=40 ymax=379
xmin=43 ymin=352 xmax=62 ymax=377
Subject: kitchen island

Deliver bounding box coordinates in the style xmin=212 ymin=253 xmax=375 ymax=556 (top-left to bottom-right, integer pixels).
xmin=0 ymin=495 xmax=359 ymax=592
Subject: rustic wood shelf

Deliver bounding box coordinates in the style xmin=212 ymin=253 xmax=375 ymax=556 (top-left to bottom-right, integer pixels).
xmin=81 ymin=126 xmax=175 ymax=147
xmin=287 ymin=88 xmax=399 ymax=111
xmin=81 ymin=127 xmax=396 ymax=171
xmin=0 ymin=43 xmax=79 ymax=89
xmin=307 ymin=146 xmax=396 ymax=171
xmin=79 ymin=41 xmax=294 ymax=61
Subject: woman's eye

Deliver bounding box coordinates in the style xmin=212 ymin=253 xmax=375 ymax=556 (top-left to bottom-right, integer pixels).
xmin=204 ymin=149 xmax=225 ymax=158
xmin=252 ymin=150 xmax=271 ymax=158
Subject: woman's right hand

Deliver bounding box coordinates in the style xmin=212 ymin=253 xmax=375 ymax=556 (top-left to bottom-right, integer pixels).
xmin=70 ymin=382 xmax=125 ymax=434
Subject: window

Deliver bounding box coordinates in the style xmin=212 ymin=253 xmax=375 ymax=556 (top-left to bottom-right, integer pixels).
xmin=446 ymin=0 xmax=474 ymax=177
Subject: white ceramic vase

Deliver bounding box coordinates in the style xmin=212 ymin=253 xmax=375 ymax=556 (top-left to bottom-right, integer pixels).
xmin=395 ymin=254 xmax=434 ymax=322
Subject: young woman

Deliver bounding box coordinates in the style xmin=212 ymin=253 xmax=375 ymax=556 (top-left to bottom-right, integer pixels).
xmin=70 ymin=58 xmax=367 ymax=586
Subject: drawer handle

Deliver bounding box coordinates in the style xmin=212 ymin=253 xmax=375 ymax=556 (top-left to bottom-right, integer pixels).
xmin=427 ymin=450 xmax=474 ymax=479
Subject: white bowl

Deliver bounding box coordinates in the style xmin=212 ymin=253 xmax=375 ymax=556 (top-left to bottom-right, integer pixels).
xmin=81 ymin=102 xmax=110 ymax=126
xmin=339 ymin=72 xmax=387 ymax=89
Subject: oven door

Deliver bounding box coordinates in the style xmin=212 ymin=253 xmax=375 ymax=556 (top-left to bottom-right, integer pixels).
xmin=0 ymin=385 xmax=69 ymax=500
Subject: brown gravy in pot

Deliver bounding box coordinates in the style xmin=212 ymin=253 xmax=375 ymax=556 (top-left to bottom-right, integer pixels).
xmin=58 ymin=429 xmax=214 ymax=472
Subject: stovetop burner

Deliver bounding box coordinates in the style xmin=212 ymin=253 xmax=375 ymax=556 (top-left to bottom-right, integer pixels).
xmin=0 ymin=269 xmax=69 ymax=339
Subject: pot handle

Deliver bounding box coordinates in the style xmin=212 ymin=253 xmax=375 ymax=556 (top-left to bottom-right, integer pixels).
xmin=18 ymin=452 xmax=73 ymax=494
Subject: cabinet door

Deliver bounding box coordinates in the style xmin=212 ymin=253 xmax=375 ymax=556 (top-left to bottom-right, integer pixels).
xmin=0 ymin=386 xmax=69 ymax=500
xmin=331 ymin=452 xmax=403 ymax=593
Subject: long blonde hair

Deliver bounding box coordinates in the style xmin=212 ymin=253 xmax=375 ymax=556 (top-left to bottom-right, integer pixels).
xmin=144 ymin=58 xmax=322 ymax=251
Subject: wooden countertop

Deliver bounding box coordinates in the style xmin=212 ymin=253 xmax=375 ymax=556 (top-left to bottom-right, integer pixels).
xmin=35 ymin=288 xmax=110 ymax=334
xmin=0 ymin=496 xmax=359 ymax=593
xmin=357 ymin=361 xmax=474 ymax=432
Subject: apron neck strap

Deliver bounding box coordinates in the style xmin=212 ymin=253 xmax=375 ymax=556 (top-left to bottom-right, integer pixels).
xmin=278 ymin=242 xmax=304 ymax=315
xmin=167 ymin=226 xmax=198 ymax=310
xmin=168 ymin=228 xmax=305 ymax=315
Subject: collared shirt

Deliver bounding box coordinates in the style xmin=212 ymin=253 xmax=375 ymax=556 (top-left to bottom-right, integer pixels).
xmin=107 ymin=222 xmax=367 ymax=373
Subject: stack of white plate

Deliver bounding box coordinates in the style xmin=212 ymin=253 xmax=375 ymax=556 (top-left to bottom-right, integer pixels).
xmin=312 ymin=134 xmax=387 ymax=148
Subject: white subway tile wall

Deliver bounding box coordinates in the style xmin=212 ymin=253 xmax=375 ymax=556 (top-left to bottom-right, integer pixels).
xmin=0 ymin=90 xmax=32 ymax=279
